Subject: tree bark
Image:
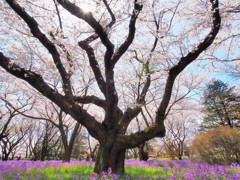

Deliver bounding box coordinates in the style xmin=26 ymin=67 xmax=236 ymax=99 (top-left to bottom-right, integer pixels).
xmin=235 ymin=153 xmax=239 ymax=164
xmin=2 ymin=156 xmax=8 ymax=161
xmin=94 ymin=143 xmax=126 ymax=174
xmin=139 ymin=143 xmax=149 ymax=161
xmin=63 ymin=146 xmax=72 ymax=162
xmin=40 ymin=146 xmax=48 ymax=161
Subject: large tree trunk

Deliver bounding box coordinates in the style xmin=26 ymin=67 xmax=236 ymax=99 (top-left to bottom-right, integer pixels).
xmin=94 ymin=144 xmax=126 ymax=174
xmin=94 ymin=132 xmax=126 ymax=175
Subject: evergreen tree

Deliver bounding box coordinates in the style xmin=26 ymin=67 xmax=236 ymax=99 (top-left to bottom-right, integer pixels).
xmin=201 ymin=80 xmax=240 ymax=130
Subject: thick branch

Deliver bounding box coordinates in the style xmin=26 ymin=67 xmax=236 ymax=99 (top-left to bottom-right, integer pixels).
xmin=118 ymin=75 xmax=151 ymax=133
xmin=0 ymin=52 xmax=64 ymax=106
xmin=141 ymin=109 xmax=150 ymax=128
xmin=118 ymin=0 xmax=221 ymax=148
xmin=118 ymin=14 xmax=157 ymax=133
xmin=58 ymin=110 xmax=68 ymax=147
xmin=56 ymin=0 xmax=114 ymax=52
xmin=102 ymin=0 xmax=116 ymax=29
xmin=137 ymin=76 xmax=151 ymax=104
xmin=111 ymin=1 xmax=142 ymax=66
xmin=0 ymin=53 xmax=105 ymax=142
xmin=77 ymin=1 xmax=117 ymax=97
xmin=74 ymin=95 xmax=106 ymax=110
xmin=118 ymin=122 xmax=165 ymax=149
xmin=156 ymin=0 xmax=221 ymax=123
xmin=69 ymin=123 xmax=81 ymax=150
xmin=78 ymin=42 xmax=107 ymax=96
xmin=118 ymin=107 xmax=142 ymax=133
xmin=5 ymin=0 xmax=72 ymax=96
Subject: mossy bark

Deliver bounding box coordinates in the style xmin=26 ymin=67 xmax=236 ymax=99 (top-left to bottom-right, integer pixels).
xmin=94 ymin=143 xmax=125 ymax=174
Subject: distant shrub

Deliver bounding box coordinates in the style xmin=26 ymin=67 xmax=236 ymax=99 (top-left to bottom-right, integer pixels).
xmin=192 ymin=127 xmax=240 ymax=165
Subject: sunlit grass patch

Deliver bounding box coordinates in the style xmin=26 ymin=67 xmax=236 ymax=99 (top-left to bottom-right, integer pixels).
xmin=30 ymin=164 xmax=94 ymax=180
xmin=0 ymin=161 xmax=94 ymax=180
xmin=123 ymin=166 xmax=171 ymax=179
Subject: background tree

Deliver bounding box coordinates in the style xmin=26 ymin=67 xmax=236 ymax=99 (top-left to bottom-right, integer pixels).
xmin=0 ymin=93 xmax=32 ymax=160
xmin=0 ymin=95 xmax=29 ymax=141
xmin=30 ymin=122 xmax=50 ymax=161
xmin=71 ymin=129 xmax=88 ymax=160
xmin=201 ymin=80 xmax=240 ymax=130
xmin=0 ymin=98 xmax=15 ymax=141
xmin=192 ymin=127 xmax=240 ymax=165
xmin=162 ymin=110 xmax=200 ymax=160
xmin=0 ymin=0 xmax=222 ymax=174
xmin=8 ymin=94 xmax=83 ymax=162
xmin=40 ymin=122 xmax=61 ymax=161
xmin=23 ymin=122 xmax=43 ymax=159
xmin=0 ymin=121 xmax=28 ymax=161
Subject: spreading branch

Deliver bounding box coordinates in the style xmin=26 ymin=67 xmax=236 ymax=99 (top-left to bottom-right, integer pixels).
xmin=156 ymin=0 xmax=221 ymax=123
xmin=111 ymin=0 xmax=143 ymax=66
xmin=5 ymin=0 xmax=72 ymax=97
xmin=120 ymin=0 xmax=221 ymax=148
xmin=56 ymin=0 xmax=114 ymax=53
xmin=0 ymin=52 xmax=105 ymax=142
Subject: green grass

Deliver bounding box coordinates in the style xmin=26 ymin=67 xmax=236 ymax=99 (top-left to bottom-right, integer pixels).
xmin=2 ymin=164 xmax=170 ymax=180
xmin=4 ymin=165 xmax=94 ymax=180
xmin=37 ymin=165 xmax=94 ymax=179
xmin=40 ymin=165 xmax=169 ymax=180
xmin=122 ymin=166 xmax=171 ymax=179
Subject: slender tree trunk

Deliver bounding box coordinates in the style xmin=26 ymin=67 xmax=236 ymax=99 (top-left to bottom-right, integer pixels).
xmin=235 ymin=153 xmax=239 ymax=164
xmin=2 ymin=156 xmax=8 ymax=161
xmin=139 ymin=143 xmax=149 ymax=161
xmin=91 ymin=144 xmax=99 ymax=162
xmin=2 ymin=150 xmax=10 ymax=161
xmin=32 ymin=146 xmax=40 ymax=161
xmin=40 ymin=142 xmax=48 ymax=161
xmin=1 ymin=141 xmax=10 ymax=161
xmin=40 ymin=150 xmax=47 ymax=161
xmin=25 ymin=146 xmax=28 ymax=158
xmin=2 ymin=150 xmax=9 ymax=161
xmin=63 ymin=146 xmax=72 ymax=162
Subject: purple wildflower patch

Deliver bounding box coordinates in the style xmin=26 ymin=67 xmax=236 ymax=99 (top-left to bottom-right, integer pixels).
xmin=0 ymin=160 xmax=239 ymax=179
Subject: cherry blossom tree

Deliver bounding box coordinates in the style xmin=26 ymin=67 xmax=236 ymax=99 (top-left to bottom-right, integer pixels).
xmin=0 ymin=0 xmax=222 ymax=174
xmin=163 ymin=109 xmax=200 ymax=160
xmin=18 ymin=99 xmax=82 ymax=162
